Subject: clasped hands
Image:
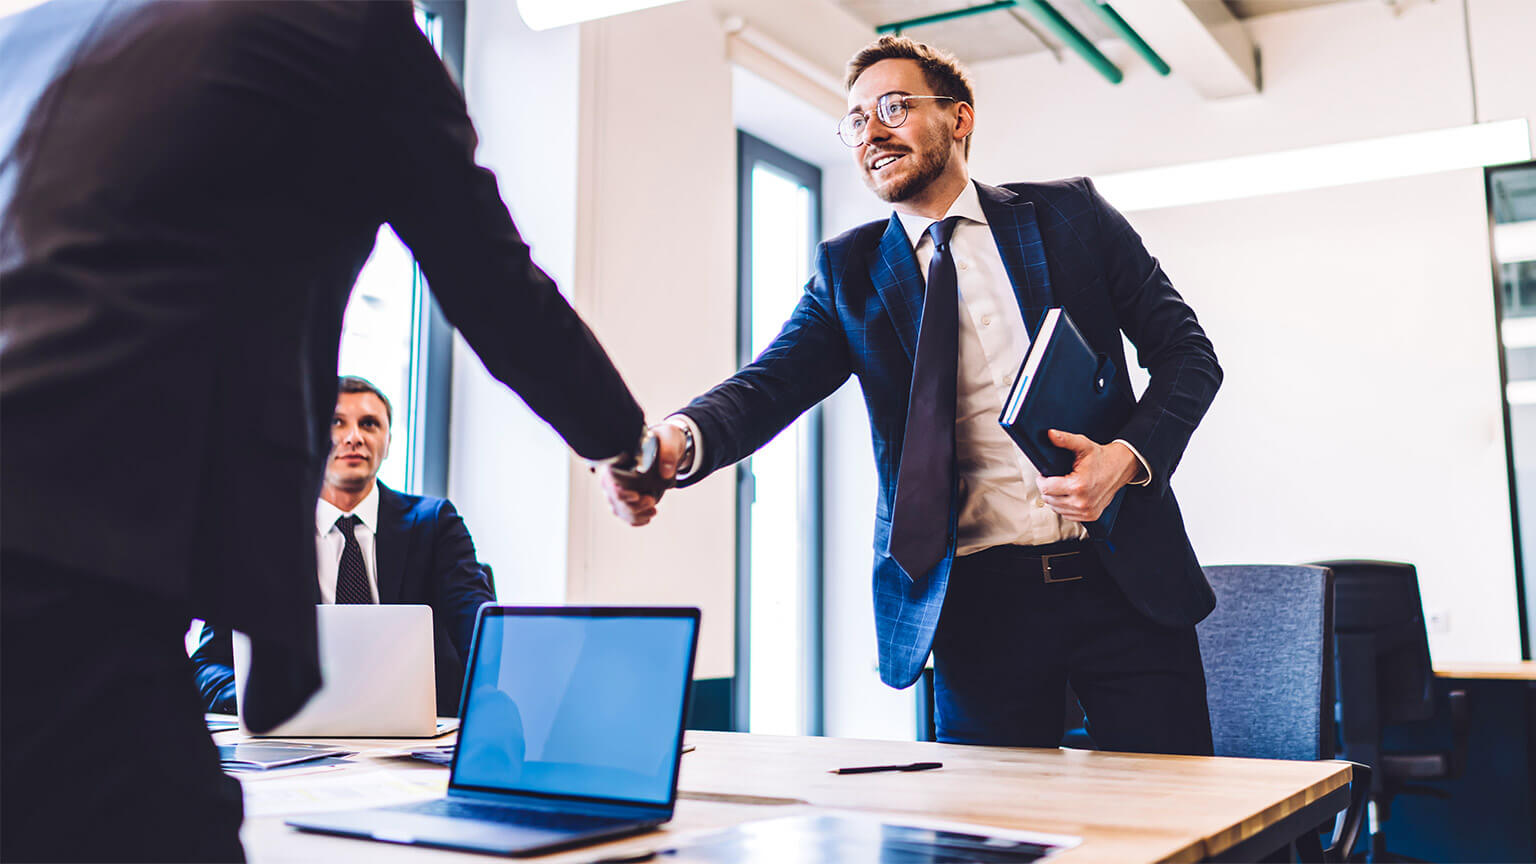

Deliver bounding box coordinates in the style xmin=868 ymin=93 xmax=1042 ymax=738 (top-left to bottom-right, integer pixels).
xmin=600 ymin=425 xmax=1139 ymax=527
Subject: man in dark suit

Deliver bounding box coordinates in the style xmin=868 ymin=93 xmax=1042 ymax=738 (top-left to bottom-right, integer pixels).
xmin=605 ymin=36 xmax=1222 ymax=754
xmin=0 ymin=3 xmax=649 ymax=861
xmin=193 ymin=377 xmax=494 ymax=718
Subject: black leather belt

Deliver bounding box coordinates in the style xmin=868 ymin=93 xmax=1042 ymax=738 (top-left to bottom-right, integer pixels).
xmin=977 ymin=542 xmax=1097 ymax=583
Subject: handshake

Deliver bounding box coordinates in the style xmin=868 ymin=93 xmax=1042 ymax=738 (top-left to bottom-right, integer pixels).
xmin=600 ymin=422 xmax=691 ymax=527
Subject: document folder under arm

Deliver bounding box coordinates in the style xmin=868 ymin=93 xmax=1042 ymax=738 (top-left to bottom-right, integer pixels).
xmin=999 ymin=307 xmax=1133 ymax=538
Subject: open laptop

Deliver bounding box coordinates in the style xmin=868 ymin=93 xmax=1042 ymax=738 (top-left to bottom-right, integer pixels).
xmin=286 ymin=606 xmax=701 ymax=857
xmin=234 ymin=604 xmax=454 ymax=738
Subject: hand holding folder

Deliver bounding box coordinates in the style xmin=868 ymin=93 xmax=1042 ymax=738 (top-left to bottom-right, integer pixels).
xmin=998 ymin=307 xmax=1134 ymax=537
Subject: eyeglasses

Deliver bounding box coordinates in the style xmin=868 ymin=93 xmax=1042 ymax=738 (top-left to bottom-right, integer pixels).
xmin=837 ymin=93 xmax=957 ymax=147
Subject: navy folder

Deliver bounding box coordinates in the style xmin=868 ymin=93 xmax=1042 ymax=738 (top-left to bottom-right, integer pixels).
xmin=999 ymin=307 xmax=1133 ymax=538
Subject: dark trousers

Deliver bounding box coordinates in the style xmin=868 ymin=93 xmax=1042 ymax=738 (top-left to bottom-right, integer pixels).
xmin=2 ymin=550 xmax=245 ymax=863
xmin=932 ymin=542 xmax=1214 ymax=755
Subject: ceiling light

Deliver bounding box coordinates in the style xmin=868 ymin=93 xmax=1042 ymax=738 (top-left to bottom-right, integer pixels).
xmin=517 ymin=0 xmax=686 ymax=31
xmin=1095 ymin=119 xmax=1532 ymax=212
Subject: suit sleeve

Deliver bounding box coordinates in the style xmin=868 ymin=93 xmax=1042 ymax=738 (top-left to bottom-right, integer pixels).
xmin=359 ymin=4 xmax=643 ymax=461
xmin=675 ymin=247 xmax=852 ymax=484
xmin=1087 ymin=177 xmax=1222 ymax=495
xmin=189 ymin=623 xmax=238 ymax=715
xmin=430 ymin=500 xmax=495 ymax=663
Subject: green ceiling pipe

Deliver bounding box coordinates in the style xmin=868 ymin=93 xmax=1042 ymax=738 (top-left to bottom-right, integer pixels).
xmin=875 ymin=1 xmax=1020 ymax=35
xmin=1081 ymin=0 xmax=1171 ymax=75
xmin=876 ymin=0 xmax=1122 ymax=86
xmin=1014 ymin=0 xmax=1123 ymax=84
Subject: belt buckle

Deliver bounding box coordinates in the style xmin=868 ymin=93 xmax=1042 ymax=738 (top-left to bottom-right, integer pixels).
xmin=1041 ymin=552 xmax=1082 ymax=584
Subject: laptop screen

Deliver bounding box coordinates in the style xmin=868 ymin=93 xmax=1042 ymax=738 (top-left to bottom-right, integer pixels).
xmin=451 ymin=608 xmax=699 ymax=806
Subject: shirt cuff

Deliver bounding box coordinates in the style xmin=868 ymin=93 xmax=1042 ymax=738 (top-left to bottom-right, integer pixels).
xmin=1112 ymin=438 xmax=1152 ymax=487
xmin=664 ymin=414 xmax=703 ymax=481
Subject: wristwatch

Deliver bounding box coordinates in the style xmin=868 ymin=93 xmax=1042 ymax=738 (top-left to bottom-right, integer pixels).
xmin=671 ymin=419 xmax=696 ymax=475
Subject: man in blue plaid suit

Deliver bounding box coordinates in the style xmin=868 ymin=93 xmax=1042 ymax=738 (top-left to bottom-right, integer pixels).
xmin=605 ymin=36 xmax=1221 ymax=754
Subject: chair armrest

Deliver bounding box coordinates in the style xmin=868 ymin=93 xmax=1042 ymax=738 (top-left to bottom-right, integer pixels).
xmin=1446 ymin=688 xmax=1469 ymax=778
xmin=1324 ymin=760 xmax=1372 ymax=863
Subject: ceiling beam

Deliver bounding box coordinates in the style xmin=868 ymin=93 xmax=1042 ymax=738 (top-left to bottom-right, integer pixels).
xmin=1110 ymin=0 xmax=1258 ymax=98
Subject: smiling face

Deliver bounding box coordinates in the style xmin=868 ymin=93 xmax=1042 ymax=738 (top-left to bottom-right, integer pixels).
xmin=325 ymin=391 xmax=391 ymax=497
xmin=846 ymin=58 xmax=972 ymax=211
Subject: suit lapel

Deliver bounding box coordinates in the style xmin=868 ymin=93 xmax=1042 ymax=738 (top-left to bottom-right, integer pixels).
xmin=870 ymin=213 xmax=926 ymax=361
xmin=373 ymin=484 xmax=408 ymax=604
xmin=976 ymin=182 xmax=1053 ymax=341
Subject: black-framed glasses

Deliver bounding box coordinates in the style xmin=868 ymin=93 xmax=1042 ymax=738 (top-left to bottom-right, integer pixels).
xmin=837 ymin=92 xmax=957 ymax=147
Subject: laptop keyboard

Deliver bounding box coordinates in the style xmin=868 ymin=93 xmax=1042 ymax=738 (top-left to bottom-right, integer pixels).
xmin=390 ymin=798 xmax=631 ymax=831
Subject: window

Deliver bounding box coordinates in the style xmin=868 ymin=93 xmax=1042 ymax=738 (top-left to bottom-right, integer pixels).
xmin=735 ymin=132 xmax=824 ymax=735
xmin=1489 ymin=160 xmax=1536 ymax=659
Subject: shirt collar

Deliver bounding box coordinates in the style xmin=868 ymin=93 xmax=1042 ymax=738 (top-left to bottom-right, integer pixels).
xmin=315 ymin=482 xmax=381 ymax=536
xmin=895 ymin=178 xmax=988 ymax=249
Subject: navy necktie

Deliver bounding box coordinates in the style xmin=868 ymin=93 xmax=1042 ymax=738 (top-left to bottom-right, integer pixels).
xmin=889 ymin=216 xmax=963 ymax=581
xmin=334 ymin=515 xmax=373 ymax=604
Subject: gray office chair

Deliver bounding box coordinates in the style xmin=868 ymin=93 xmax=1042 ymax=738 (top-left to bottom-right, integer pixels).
xmin=1199 ymin=564 xmax=1370 ymax=862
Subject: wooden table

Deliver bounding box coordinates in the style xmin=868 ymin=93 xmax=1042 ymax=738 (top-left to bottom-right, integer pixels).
xmin=1436 ymin=660 xmax=1536 ymax=680
xmin=226 ymin=730 xmax=1351 ymax=863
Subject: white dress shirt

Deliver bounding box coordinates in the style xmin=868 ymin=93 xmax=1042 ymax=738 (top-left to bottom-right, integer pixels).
xmin=674 ymin=178 xmax=1148 ymax=556
xmin=315 ymin=483 xmax=381 ymax=603
xmin=897 ymin=181 xmax=1090 ymax=554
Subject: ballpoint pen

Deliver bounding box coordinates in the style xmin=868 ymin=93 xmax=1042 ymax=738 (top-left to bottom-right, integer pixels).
xmin=829 ymin=761 xmax=943 ymax=775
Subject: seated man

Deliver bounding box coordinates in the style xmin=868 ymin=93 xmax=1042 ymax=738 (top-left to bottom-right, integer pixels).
xmin=193 ymin=376 xmax=494 ymax=717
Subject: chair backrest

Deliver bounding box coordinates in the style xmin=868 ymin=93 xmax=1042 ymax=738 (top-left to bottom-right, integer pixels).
xmin=1198 ymin=564 xmax=1335 ymax=761
xmin=1311 ymin=559 xmax=1435 ymax=726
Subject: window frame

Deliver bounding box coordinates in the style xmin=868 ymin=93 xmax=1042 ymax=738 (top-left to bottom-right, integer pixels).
xmin=734 ymin=130 xmax=826 ymax=734
xmin=1487 ymin=159 xmax=1536 ymax=661
xmin=401 ymin=0 xmax=465 ymax=497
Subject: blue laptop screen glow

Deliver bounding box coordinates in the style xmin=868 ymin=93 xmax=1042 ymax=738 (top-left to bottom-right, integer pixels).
xmin=453 ymin=614 xmax=695 ymax=805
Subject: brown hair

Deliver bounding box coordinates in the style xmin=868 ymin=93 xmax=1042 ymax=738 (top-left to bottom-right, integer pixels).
xmin=337 ymin=375 xmax=392 ymax=427
xmin=845 ymin=35 xmax=974 ymax=155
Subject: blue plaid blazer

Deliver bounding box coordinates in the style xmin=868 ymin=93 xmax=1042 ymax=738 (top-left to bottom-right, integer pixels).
xmin=679 ymin=178 xmax=1222 ymax=689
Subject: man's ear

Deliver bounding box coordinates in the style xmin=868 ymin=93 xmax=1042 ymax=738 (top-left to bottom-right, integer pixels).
xmin=381 ymin=429 xmax=392 ymax=462
xmin=954 ymin=102 xmax=975 ymax=142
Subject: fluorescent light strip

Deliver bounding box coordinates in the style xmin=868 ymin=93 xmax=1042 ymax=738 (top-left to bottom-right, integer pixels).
xmin=1507 ymin=380 xmax=1536 ymax=406
xmin=1502 ymin=317 xmax=1536 ymax=350
xmin=1095 ymin=119 xmax=1532 ymax=213
xmin=1495 ymin=221 xmax=1536 ymax=265
xmin=518 ymin=0 xmax=686 ymax=31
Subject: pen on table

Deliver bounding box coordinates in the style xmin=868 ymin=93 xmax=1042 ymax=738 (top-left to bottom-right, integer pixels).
xmin=829 ymin=761 xmax=943 ymax=775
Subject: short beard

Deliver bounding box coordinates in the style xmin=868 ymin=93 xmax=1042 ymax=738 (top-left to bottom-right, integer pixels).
xmin=864 ymin=132 xmax=951 ymax=204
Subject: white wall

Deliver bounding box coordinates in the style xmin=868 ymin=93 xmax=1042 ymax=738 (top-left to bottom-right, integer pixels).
xmin=563 ymin=2 xmax=740 ymax=679
xmin=964 ymin=0 xmax=1536 ymax=662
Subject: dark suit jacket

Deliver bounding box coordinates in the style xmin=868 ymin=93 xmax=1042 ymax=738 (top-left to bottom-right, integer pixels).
xmin=678 ymin=179 xmax=1222 ymax=690
xmin=0 ymin=1 xmax=642 ymax=730
xmin=192 ymin=484 xmax=495 ymax=717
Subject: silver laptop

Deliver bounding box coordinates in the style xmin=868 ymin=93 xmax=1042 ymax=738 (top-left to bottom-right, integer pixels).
xmin=234 ymin=604 xmax=453 ymax=738
xmin=286 ymin=605 xmax=701 ymax=857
